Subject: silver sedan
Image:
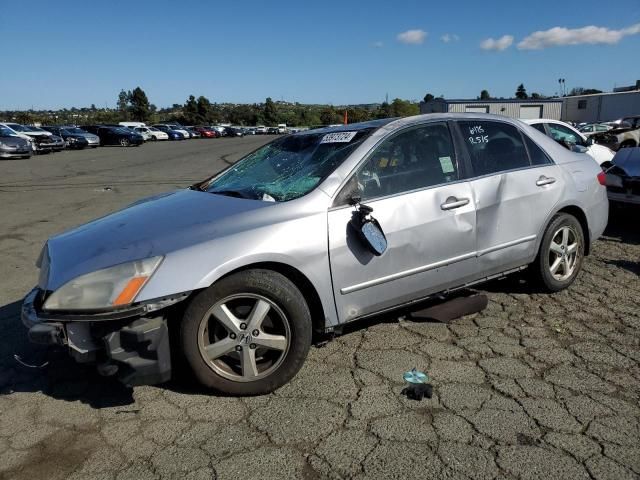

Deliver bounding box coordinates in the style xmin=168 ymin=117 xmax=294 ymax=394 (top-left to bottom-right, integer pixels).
xmin=22 ymin=113 xmax=608 ymax=394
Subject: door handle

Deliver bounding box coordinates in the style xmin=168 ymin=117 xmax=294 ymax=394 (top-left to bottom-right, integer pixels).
xmin=536 ymin=175 xmax=556 ymax=187
xmin=440 ymin=196 xmax=470 ymax=211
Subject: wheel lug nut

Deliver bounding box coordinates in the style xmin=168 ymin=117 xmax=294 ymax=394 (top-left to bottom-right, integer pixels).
xmin=240 ymin=323 xmax=247 ymax=330
xmin=235 ymin=345 xmax=242 ymax=352
xmin=250 ymin=343 xmax=257 ymax=349
xmin=252 ymin=329 xmax=259 ymax=336
xmin=229 ymin=333 xmax=236 ymax=339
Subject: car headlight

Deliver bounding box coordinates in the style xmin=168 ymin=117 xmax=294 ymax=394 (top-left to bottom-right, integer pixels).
xmin=67 ymin=137 xmax=77 ymax=143
xmin=43 ymin=256 xmax=163 ymax=311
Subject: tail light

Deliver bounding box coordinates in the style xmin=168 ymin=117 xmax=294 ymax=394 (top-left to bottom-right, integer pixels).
xmin=597 ymin=171 xmax=606 ymax=186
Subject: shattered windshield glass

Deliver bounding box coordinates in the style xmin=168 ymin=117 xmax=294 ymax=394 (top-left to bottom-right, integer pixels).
xmin=204 ymin=128 xmax=374 ymax=201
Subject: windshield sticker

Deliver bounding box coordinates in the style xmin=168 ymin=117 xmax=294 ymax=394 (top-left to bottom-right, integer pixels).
xmin=439 ymin=156 xmax=455 ymax=173
xmin=320 ymin=131 xmax=357 ymax=144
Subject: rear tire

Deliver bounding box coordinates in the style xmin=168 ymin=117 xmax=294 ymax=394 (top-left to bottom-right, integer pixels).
xmin=531 ymin=213 xmax=584 ymax=292
xmin=180 ymin=269 xmax=312 ymax=395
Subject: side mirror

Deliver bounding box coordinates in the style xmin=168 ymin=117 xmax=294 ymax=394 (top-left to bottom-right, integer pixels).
xmin=586 ymin=136 xmax=595 ymax=146
xmin=570 ymin=144 xmax=588 ymax=154
xmin=360 ymin=220 xmax=388 ymax=256
xmin=350 ymin=201 xmax=387 ymax=256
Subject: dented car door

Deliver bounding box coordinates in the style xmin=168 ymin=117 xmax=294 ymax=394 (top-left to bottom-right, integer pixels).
xmin=328 ymin=122 xmax=478 ymax=323
xmin=457 ymin=120 xmax=565 ymax=275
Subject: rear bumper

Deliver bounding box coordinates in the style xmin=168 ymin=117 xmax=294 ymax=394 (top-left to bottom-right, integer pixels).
xmin=21 ymin=288 xmax=172 ymax=386
xmin=608 ymin=191 xmax=640 ymax=205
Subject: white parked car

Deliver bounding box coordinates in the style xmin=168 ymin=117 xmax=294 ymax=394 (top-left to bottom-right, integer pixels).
xmin=578 ymin=123 xmax=612 ymax=138
xmin=145 ymin=127 xmax=169 ymax=141
xmin=523 ymin=119 xmax=614 ymax=165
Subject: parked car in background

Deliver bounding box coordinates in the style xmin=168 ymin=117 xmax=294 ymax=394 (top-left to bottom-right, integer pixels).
xmin=151 ymin=124 xmax=184 ymax=140
xmin=210 ymin=126 xmax=226 ymax=136
xmin=523 ymin=119 xmax=614 ymax=165
xmin=21 ymin=114 xmax=608 ymax=395
xmin=255 ymin=126 xmax=267 ymax=134
xmin=185 ymin=127 xmax=201 ymax=139
xmin=26 ymin=127 xmax=65 ymax=151
xmin=41 ymin=126 xmax=90 ymax=149
xmin=119 ymin=122 xmax=147 ymax=129
xmin=81 ymin=125 xmax=144 ymax=147
xmin=592 ymin=116 xmax=640 ymax=152
xmin=161 ymin=124 xmax=191 ymax=139
xmin=131 ymin=127 xmax=153 ymax=141
xmin=602 ymin=147 xmax=640 ymax=206
xmin=194 ymin=126 xmax=218 ymax=138
xmin=578 ymin=124 xmax=611 ymax=138
xmin=153 ymin=124 xmax=190 ymax=139
xmin=0 ymin=122 xmax=49 ymax=152
xmin=146 ymin=127 xmax=169 ymax=141
xmin=224 ymin=127 xmax=244 ymax=137
xmin=266 ymin=127 xmax=279 ymax=134
xmin=0 ymin=126 xmax=32 ymax=159
xmin=47 ymin=126 xmax=100 ymax=148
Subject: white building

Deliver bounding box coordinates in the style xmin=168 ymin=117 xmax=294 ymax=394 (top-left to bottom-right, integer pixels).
xmin=562 ymin=90 xmax=640 ymax=123
xmin=420 ymin=98 xmax=563 ymax=120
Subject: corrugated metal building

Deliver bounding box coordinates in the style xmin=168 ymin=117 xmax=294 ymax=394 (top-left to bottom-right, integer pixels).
xmin=562 ymin=91 xmax=640 ymax=123
xmin=420 ymin=98 xmax=562 ymax=120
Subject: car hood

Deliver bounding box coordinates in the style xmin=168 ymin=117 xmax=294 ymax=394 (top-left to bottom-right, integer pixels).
xmin=43 ymin=189 xmax=273 ymax=291
xmin=610 ymin=147 xmax=640 ymax=177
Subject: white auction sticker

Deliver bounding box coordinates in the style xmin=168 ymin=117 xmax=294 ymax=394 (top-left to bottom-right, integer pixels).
xmin=320 ymin=131 xmax=357 ymax=144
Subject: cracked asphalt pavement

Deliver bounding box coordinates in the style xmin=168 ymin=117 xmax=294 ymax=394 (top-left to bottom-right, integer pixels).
xmin=1 ymin=138 xmax=639 ymax=480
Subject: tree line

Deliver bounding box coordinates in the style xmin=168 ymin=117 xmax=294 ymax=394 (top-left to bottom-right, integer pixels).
xmin=423 ymin=84 xmax=603 ymax=103
xmin=2 ymin=87 xmax=420 ymax=127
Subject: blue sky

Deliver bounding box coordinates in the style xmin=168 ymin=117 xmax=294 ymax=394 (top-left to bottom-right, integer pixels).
xmin=1 ymin=0 xmax=639 ymax=109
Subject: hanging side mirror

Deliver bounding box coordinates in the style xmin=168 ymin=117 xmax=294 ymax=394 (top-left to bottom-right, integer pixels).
xmin=350 ymin=196 xmax=387 ymax=256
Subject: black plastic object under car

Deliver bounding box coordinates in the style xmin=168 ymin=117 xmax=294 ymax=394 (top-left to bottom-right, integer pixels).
xmin=603 ymin=147 xmax=640 ymax=205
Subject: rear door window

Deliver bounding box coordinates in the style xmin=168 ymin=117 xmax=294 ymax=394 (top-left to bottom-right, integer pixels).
xmin=457 ymin=121 xmax=531 ymax=176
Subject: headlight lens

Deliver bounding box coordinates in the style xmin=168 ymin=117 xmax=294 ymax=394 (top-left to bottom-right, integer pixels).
xmin=43 ymin=256 xmax=163 ymax=311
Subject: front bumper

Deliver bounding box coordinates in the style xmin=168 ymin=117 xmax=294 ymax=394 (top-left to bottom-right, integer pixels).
xmin=0 ymin=148 xmax=31 ymax=158
xmin=21 ymin=288 xmax=172 ymax=386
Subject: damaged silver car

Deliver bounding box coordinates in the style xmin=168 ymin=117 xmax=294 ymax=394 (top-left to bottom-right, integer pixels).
xmin=22 ymin=114 xmax=609 ymax=395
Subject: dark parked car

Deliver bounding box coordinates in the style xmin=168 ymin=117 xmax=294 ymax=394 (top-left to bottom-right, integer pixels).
xmin=603 ymin=147 xmax=640 ymax=206
xmin=41 ymin=126 xmax=90 ymax=149
xmin=0 ymin=126 xmax=31 ymax=159
xmin=224 ymin=127 xmax=244 ymax=137
xmin=81 ymin=125 xmax=144 ymax=147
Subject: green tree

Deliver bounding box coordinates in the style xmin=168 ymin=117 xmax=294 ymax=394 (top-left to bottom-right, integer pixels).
xmin=423 ymin=93 xmax=435 ymax=103
xmin=389 ymin=98 xmax=419 ymax=117
xmin=183 ymin=95 xmax=199 ymax=124
xmin=117 ymin=89 xmax=130 ymax=119
xmin=320 ymin=107 xmax=339 ymax=125
xmin=515 ymin=84 xmax=528 ymax=99
xmin=129 ymin=87 xmax=151 ymax=121
xmin=196 ymin=96 xmax=212 ymax=123
xmin=263 ymin=97 xmax=278 ymax=126
xmin=480 ymin=90 xmax=491 ymax=100
xmin=376 ymin=102 xmax=392 ymax=119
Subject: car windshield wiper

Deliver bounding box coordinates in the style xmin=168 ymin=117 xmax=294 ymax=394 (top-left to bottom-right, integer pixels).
xmin=209 ymin=189 xmax=253 ymax=199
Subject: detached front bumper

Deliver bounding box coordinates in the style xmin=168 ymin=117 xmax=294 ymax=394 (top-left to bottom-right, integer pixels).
xmin=21 ymin=288 xmax=173 ymax=386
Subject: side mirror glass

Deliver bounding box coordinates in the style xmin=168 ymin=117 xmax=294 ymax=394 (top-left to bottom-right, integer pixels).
xmin=360 ymin=220 xmax=387 ymax=256
xmin=350 ymin=202 xmax=387 ymax=256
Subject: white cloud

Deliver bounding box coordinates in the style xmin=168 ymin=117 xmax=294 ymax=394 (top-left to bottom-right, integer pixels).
xmin=518 ymin=23 xmax=640 ymax=50
xmin=371 ymin=41 xmax=384 ymax=48
xmin=441 ymin=33 xmax=460 ymax=43
xmin=397 ymin=29 xmax=427 ymax=45
xmin=480 ymin=35 xmax=514 ymax=51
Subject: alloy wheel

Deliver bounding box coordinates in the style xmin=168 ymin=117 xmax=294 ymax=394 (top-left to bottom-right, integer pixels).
xmin=197 ymin=294 xmax=290 ymax=382
xmin=548 ymin=226 xmax=580 ymax=281
xmin=120 ymin=138 xmax=130 ymax=147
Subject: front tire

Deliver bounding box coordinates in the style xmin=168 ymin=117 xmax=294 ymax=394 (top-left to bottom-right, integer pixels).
xmin=531 ymin=213 xmax=584 ymax=292
xmin=120 ymin=137 xmax=130 ymax=147
xmin=180 ymin=269 xmax=312 ymax=395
